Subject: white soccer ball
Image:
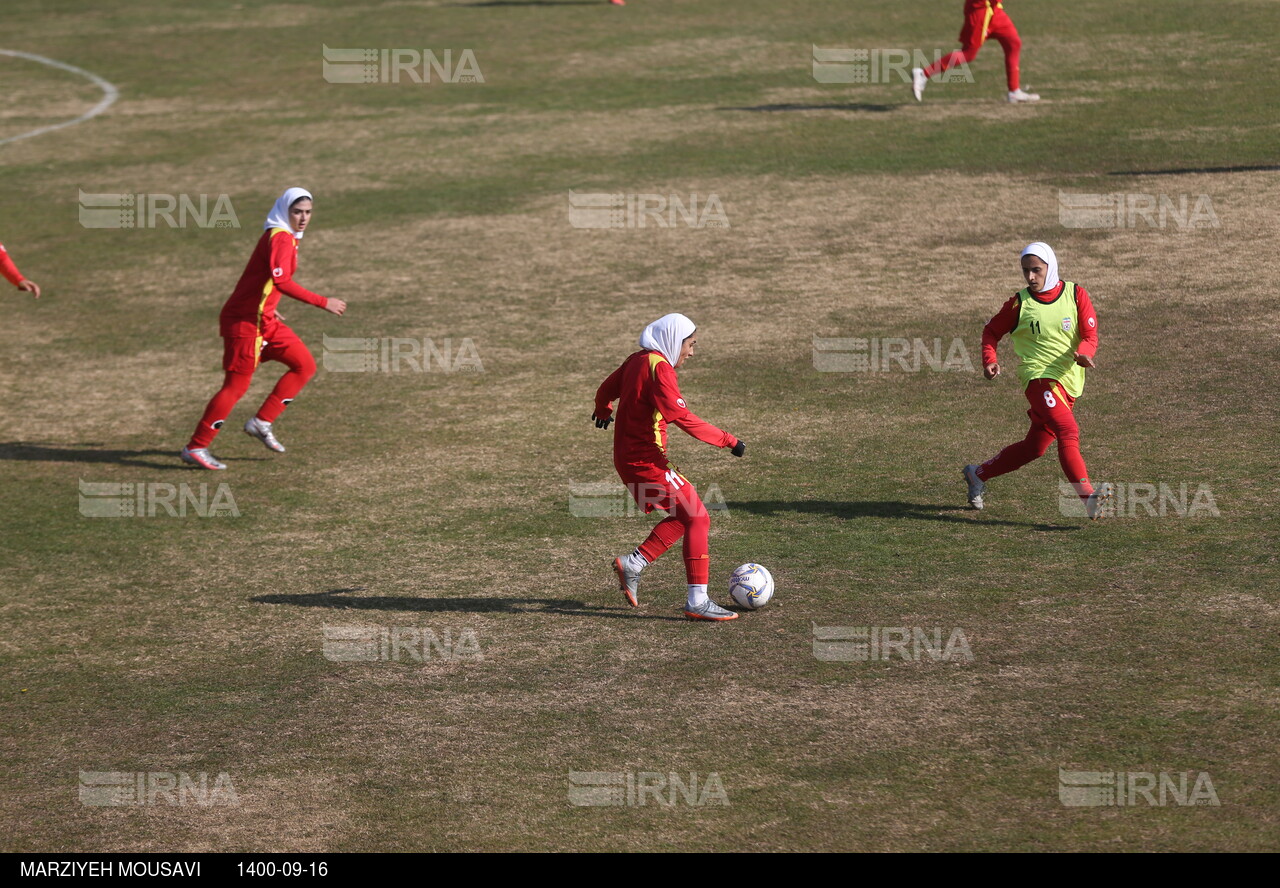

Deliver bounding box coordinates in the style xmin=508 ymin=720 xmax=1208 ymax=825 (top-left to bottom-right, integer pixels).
xmin=728 ymin=563 xmax=774 ymax=610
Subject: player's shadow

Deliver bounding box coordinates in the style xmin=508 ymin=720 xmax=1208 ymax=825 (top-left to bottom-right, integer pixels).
xmin=253 ymin=588 xmax=688 ymax=621
xmin=732 ymin=499 xmax=1079 ymax=532
xmin=1108 ymin=163 xmax=1280 ymax=177
xmin=443 ymin=1 xmax=601 ymax=7
xmin=718 ymin=102 xmax=897 ymax=114
xmin=0 ymin=441 xmax=261 ymax=470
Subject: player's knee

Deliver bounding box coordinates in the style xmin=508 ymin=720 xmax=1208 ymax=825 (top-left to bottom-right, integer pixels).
xmin=684 ymin=509 xmax=710 ymax=534
xmin=292 ymin=350 xmax=317 ymax=381
xmin=223 ymin=372 xmax=252 ymax=399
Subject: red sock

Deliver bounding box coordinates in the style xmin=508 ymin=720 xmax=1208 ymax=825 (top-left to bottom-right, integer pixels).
xmin=188 ymin=371 xmax=253 ymax=449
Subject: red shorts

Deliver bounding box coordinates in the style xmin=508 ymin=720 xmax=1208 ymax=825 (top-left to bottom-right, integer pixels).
xmin=617 ymin=461 xmax=695 ymax=515
xmin=221 ymin=320 xmax=307 ymax=373
xmin=1024 ymin=377 xmax=1078 ymax=436
xmin=959 ymin=6 xmax=1016 ymax=51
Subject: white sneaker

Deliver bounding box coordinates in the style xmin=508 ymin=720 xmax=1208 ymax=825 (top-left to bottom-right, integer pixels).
xmin=613 ymin=557 xmax=641 ymax=608
xmin=1085 ymin=482 xmax=1115 ymax=520
xmin=911 ymin=67 xmax=927 ymax=102
xmin=244 ymin=416 xmax=285 ymax=453
xmin=1007 ymin=88 xmax=1040 ymax=103
xmin=963 ymin=465 xmax=986 ymax=510
xmin=180 ymin=446 xmax=226 ymax=470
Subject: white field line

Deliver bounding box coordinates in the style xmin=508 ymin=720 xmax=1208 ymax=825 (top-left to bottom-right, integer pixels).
xmin=0 ymin=49 xmax=119 ymax=146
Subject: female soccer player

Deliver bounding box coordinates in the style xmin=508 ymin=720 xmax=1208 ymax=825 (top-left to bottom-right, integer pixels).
xmin=911 ymin=1 xmax=1040 ymax=103
xmin=1 ymin=242 xmax=41 ymax=299
xmin=964 ymin=243 xmax=1112 ymax=519
xmin=593 ymin=313 xmax=746 ymax=621
xmin=180 ymin=187 xmax=346 ymax=470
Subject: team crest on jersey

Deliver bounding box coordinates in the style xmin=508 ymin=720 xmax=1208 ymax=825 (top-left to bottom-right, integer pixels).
xmin=1087 ymin=317 xmax=1096 ymax=328
xmin=676 ymin=398 xmax=686 ymax=408
xmin=1061 ymin=317 xmax=1073 ymax=332
xmin=273 ymin=267 xmax=283 ymax=278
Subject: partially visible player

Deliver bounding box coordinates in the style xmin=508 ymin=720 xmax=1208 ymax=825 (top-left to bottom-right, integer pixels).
xmin=594 ymin=313 xmax=746 ymax=621
xmin=1 ymin=242 xmax=41 ymax=299
xmin=180 ymin=187 xmax=347 ymax=470
xmin=963 ymin=243 xmax=1112 ymax=518
xmin=912 ymin=1 xmax=1040 ymax=103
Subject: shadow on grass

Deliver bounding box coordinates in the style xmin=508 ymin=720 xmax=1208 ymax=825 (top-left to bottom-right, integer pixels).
xmin=0 ymin=441 xmax=267 ymax=469
xmin=1108 ymin=164 xmax=1280 ymax=177
xmin=718 ymin=102 xmax=897 ymax=113
xmin=443 ymin=1 xmax=601 ymax=7
xmin=731 ymin=499 xmax=1079 ymax=532
xmin=253 ymin=588 xmax=688 ymax=621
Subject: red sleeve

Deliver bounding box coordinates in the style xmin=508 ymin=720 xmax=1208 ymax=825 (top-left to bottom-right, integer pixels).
xmin=594 ymin=361 xmax=625 ymax=421
xmin=653 ymin=361 xmax=737 ymax=449
xmin=268 ymin=231 xmax=327 ymax=308
xmin=981 ymin=293 xmax=1021 ymax=367
xmin=1074 ymin=285 xmax=1098 ymax=358
xmin=0 ymin=244 xmax=24 ymax=288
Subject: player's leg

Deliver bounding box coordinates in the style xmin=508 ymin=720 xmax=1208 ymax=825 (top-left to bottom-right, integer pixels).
xmin=1037 ymin=381 xmax=1110 ymax=517
xmin=669 ymin=477 xmax=735 ymax=621
xmin=991 ymin=12 xmax=1039 ymax=101
xmin=614 ymin=472 xmax=683 ymax=607
xmin=183 ymin=336 xmax=259 ymax=469
xmin=915 ymin=10 xmax=987 ymax=99
xmin=965 ymin=380 xmax=1056 ymax=506
xmin=247 ymin=325 xmax=316 ymax=452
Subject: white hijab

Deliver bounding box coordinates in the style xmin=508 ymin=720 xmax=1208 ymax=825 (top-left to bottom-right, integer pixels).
xmin=264 ymin=187 xmax=313 ymax=238
xmin=1020 ymin=242 xmax=1060 ymax=293
xmin=639 ymin=313 xmax=696 ymax=367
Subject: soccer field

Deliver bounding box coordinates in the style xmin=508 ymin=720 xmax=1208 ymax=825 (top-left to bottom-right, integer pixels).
xmin=1 ymin=0 xmax=1277 ymax=853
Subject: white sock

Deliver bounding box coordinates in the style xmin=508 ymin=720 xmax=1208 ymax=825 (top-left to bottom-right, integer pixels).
xmin=686 ymin=584 xmax=708 ymax=608
xmin=623 ymin=550 xmax=648 ymax=574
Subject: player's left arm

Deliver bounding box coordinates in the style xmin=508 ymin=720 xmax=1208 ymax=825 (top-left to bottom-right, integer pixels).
xmin=593 ymin=361 xmax=626 ymax=428
xmin=1073 ymin=286 xmax=1099 ymax=367
xmin=653 ymin=362 xmax=740 ymax=452
xmin=0 ymin=244 xmax=39 ymax=298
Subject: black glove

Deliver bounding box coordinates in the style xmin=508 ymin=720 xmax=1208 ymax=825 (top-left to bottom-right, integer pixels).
xmin=731 ymin=440 xmax=746 ymax=457
xmin=592 ymin=411 xmax=613 ymax=429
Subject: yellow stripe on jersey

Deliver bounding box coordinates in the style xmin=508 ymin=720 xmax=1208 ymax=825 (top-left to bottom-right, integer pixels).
xmin=648 ymin=352 xmax=668 ymax=452
xmin=981 ymin=3 xmax=997 ymax=42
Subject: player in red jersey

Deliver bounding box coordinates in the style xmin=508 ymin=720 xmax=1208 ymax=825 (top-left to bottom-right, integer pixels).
xmin=963 ymin=243 xmax=1112 ymax=519
xmin=594 ymin=313 xmax=746 ymax=621
xmin=180 ymin=187 xmax=347 ymax=470
xmin=912 ymin=1 xmax=1040 ymax=103
xmin=1 ymin=242 xmax=41 ymax=299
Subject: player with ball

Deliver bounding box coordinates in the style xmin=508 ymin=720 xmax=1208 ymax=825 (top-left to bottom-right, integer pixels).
xmin=593 ymin=313 xmax=747 ymax=621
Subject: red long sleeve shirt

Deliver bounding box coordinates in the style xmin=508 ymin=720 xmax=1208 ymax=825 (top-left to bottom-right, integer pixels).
xmin=981 ymin=281 xmax=1098 ymax=367
xmin=595 ymin=350 xmax=737 ymax=469
xmin=0 ymin=243 xmax=26 ymax=288
xmin=219 ymin=228 xmax=326 ymax=337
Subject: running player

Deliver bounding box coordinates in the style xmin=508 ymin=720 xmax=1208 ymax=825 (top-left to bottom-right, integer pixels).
xmin=912 ymin=1 xmax=1040 ymax=103
xmin=964 ymin=243 xmax=1112 ymax=518
xmin=1 ymin=242 xmax=41 ymax=299
xmin=180 ymin=187 xmax=346 ymax=470
xmin=594 ymin=313 xmax=746 ymax=621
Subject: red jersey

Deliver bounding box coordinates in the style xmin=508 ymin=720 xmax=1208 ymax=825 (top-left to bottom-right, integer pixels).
xmin=595 ymin=350 xmax=737 ymax=469
xmin=982 ymin=281 xmax=1098 ymax=366
xmin=0 ymin=243 xmax=25 ymax=287
xmin=219 ymin=228 xmax=326 ymax=337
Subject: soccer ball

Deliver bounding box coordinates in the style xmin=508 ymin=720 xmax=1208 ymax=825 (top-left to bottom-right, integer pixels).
xmin=728 ymin=563 xmax=774 ymax=610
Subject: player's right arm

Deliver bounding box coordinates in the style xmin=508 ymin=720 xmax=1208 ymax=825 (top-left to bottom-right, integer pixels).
xmin=268 ymin=230 xmax=344 ymax=315
xmin=593 ymin=360 xmax=626 ymax=428
xmin=0 ymin=243 xmax=39 ymax=298
xmin=981 ymin=293 xmax=1021 ymax=379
